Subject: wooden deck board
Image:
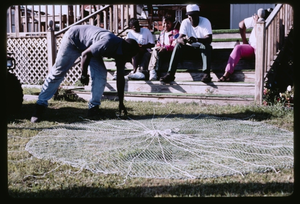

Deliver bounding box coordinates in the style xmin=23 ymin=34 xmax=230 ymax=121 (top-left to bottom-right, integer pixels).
xmin=76 ymin=91 xmax=254 ymax=105
xmin=96 ymin=47 xmax=256 ymax=105
xmin=85 ymin=80 xmax=255 ymax=96
xmin=107 ymin=70 xmax=255 ymax=82
xmin=104 ymin=48 xmax=255 ymax=72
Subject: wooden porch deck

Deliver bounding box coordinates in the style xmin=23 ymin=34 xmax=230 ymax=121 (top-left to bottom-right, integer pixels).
xmin=11 ymin=4 xmax=293 ymax=106
xmin=81 ymin=45 xmax=256 ymax=105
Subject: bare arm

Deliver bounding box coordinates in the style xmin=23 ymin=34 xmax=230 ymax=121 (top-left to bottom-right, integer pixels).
xmin=115 ymin=56 xmax=127 ymax=115
xmin=177 ymin=34 xmax=187 ymax=45
xmin=81 ymin=48 xmax=93 ymax=76
xmin=239 ymin=20 xmax=248 ymax=44
xmin=79 ymin=48 xmax=93 ymax=85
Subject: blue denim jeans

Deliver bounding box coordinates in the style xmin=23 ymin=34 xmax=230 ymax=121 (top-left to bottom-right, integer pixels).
xmin=37 ymin=31 xmax=107 ymax=109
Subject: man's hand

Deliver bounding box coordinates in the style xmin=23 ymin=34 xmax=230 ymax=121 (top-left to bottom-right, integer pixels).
xmin=118 ymin=103 xmax=128 ymax=116
xmin=177 ymin=34 xmax=188 ymax=45
xmin=188 ymin=36 xmax=197 ymax=44
xmin=253 ymin=14 xmax=259 ymax=22
xmin=80 ymin=74 xmax=90 ymax=85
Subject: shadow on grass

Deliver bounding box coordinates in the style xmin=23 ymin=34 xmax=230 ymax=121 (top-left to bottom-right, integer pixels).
xmin=6 ymin=102 xmax=293 ymax=199
xmin=122 ymin=110 xmax=274 ymax=123
xmin=7 ymin=181 xmax=294 ymax=198
xmin=7 ymin=101 xmax=276 ymax=125
xmin=6 ymin=102 xmax=126 ymax=124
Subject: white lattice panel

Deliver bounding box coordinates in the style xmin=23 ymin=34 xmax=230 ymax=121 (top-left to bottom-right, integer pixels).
xmin=7 ymin=37 xmax=48 ymax=85
xmin=7 ymin=36 xmax=81 ymax=85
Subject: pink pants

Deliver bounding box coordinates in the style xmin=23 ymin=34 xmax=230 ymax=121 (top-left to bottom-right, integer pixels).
xmin=225 ymin=44 xmax=255 ymax=74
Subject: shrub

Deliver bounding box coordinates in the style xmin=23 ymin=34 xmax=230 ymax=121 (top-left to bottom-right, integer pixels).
xmin=263 ymin=85 xmax=294 ymax=107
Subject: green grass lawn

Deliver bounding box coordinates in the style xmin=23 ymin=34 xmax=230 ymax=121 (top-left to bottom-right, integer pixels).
xmin=6 ymin=98 xmax=294 ymax=198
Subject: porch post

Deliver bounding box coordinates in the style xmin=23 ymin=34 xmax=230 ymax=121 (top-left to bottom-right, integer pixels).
xmin=14 ymin=5 xmax=21 ymax=36
xmin=109 ymin=6 xmax=113 ymax=32
xmin=47 ymin=20 xmax=56 ymax=72
xmin=255 ymin=21 xmax=265 ymax=105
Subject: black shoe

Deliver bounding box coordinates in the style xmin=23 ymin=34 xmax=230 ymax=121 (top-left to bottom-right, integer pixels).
xmin=201 ymin=73 xmax=212 ymax=83
xmin=87 ymin=105 xmax=100 ymax=117
xmin=160 ymin=73 xmax=175 ymax=83
xmin=31 ymin=104 xmax=46 ymax=123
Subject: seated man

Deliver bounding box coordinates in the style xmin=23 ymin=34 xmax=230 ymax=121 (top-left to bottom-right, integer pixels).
xmin=126 ymin=18 xmax=155 ymax=79
xmin=160 ymin=4 xmax=213 ymax=83
xmin=148 ymin=15 xmax=179 ymax=80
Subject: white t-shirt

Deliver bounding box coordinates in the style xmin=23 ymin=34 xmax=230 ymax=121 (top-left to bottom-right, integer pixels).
xmin=179 ymin=17 xmax=212 ymax=40
xmin=244 ymin=16 xmax=256 ymax=48
xmin=126 ymin=27 xmax=155 ymax=45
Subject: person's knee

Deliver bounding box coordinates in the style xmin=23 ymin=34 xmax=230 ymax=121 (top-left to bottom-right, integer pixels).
xmin=50 ymin=68 xmax=66 ymax=79
xmin=230 ymin=45 xmax=243 ymax=58
xmin=199 ymin=44 xmax=212 ymax=52
xmin=92 ymin=76 xmax=106 ymax=86
xmin=175 ymin=43 xmax=183 ymax=50
xmin=234 ymin=44 xmax=243 ymax=53
xmin=171 ymin=43 xmax=184 ymax=58
xmin=152 ymin=49 xmax=159 ymax=57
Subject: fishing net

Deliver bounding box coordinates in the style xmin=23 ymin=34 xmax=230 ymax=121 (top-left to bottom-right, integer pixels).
xmin=25 ymin=114 xmax=293 ymax=180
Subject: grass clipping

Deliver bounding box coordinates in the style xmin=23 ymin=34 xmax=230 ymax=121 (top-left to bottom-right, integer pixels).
xmin=25 ymin=114 xmax=293 ymax=180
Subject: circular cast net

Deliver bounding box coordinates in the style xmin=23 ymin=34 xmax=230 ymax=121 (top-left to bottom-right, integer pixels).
xmin=25 ymin=114 xmax=293 ymax=180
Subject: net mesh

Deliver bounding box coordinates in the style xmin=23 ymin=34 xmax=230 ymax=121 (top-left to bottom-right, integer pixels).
xmin=25 ymin=114 xmax=293 ymax=180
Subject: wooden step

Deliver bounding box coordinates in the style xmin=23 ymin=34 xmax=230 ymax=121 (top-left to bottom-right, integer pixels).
xmin=213 ymin=32 xmax=250 ymax=40
xmin=85 ymin=80 xmax=255 ymax=96
xmin=75 ymin=91 xmax=254 ymax=105
xmin=156 ymin=48 xmax=255 ymax=72
xmin=104 ymin=48 xmax=255 ymax=73
xmin=155 ymin=58 xmax=255 ymax=72
xmin=152 ymin=32 xmax=251 ymax=49
xmin=97 ymin=41 xmax=256 ymax=105
xmin=119 ymin=93 xmax=254 ymax=105
xmin=106 ymin=70 xmax=255 ymax=82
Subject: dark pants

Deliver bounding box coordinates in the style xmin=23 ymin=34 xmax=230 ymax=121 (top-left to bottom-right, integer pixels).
xmin=132 ymin=48 xmax=151 ymax=72
xmin=167 ymin=43 xmax=212 ymax=75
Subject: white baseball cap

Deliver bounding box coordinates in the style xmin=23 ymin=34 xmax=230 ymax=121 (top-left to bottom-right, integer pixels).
xmin=186 ymin=4 xmax=200 ymax=15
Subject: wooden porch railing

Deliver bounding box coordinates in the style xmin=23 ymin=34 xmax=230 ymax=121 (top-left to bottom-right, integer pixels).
xmin=46 ymin=4 xmax=136 ymax=69
xmin=6 ymin=4 xmax=137 ymax=85
xmin=7 ymin=4 xmax=136 ymax=37
xmin=7 ymin=4 xmax=136 ymax=70
xmin=255 ymin=4 xmax=293 ymax=104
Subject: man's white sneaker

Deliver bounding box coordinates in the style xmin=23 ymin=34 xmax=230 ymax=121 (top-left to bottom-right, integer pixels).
xmin=128 ymin=71 xmax=145 ymax=80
